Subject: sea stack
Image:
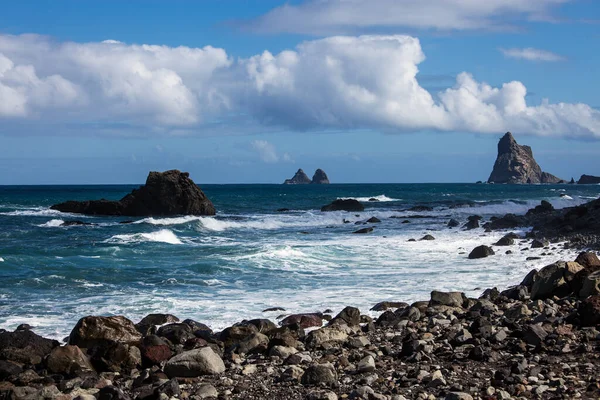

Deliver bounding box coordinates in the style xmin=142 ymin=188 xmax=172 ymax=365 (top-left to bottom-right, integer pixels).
xmin=283 ymin=169 xmax=311 ymax=184
xmin=488 ymin=132 xmax=563 ymax=184
xmin=577 ymin=174 xmax=600 ymax=184
xmin=311 ymin=169 xmax=330 ymax=184
xmin=51 ymin=170 xmax=216 ymax=216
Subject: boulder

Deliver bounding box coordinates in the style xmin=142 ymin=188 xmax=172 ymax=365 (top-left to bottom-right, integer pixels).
xmin=580 ymin=270 xmax=600 ymax=298
xmin=156 ymin=323 xmax=195 ymax=345
xmin=353 ymin=227 xmax=374 ymax=234
xmin=51 ymin=170 xmax=215 ymax=216
xmin=420 ymin=235 xmax=435 ymax=241
xmin=463 ymin=219 xmax=479 ymax=230
xmin=284 ymin=169 xmax=312 ymax=184
xmin=46 ymin=345 xmax=94 ymax=375
xmin=366 ymin=217 xmax=381 ymax=223
xmin=301 ymin=363 xmax=338 ymax=387
xmin=235 ymin=332 xmax=269 ymax=355
xmin=531 ymin=239 xmax=549 ymax=248
xmin=135 ymin=313 xmax=179 ymax=335
xmin=68 ymin=316 xmax=142 ymax=348
xmin=311 ymin=169 xmax=330 ymax=184
xmin=305 ymin=325 xmax=351 ymax=348
xmin=575 ymin=251 xmax=600 ymax=268
xmin=321 ymin=199 xmax=364 ymax=212
xmin=430 ymin=291 xmax=465 ymax=308
xmin=370 ymin=301 xmax=408 ymax=312
xmin=526 ymin=200 xmax=555 ymax=215
xmin=281 ymin=313 xmax=323 ymax=329
xmin=495 ymin=234 xmax=516 ymax=246
xmin=329 ymin=307 xmax=360 ymax=326
xmin=447 ymin=219 xmax=460 ymax=228
xmin=90 ymin=343 xmax=141 ymax=372
xmin=0 ymin=330 xmax=58 ymax=365
xmin=531 ymin=261 xmax=584 ymax=300
xmin=164 ymin=347 xmax=225 ymax=377
xmin=141 ymin=344 xmax=172 ymax=366
xmin=579 ymin=296 xmax=600 ymax=326
xmin=468 ymin=245 xmax=495 ymax=259
xmin=487 ymin=132 xmax=562 ymax=184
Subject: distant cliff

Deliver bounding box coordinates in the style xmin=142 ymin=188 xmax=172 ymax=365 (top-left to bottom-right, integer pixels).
xmin=283 ymin=169 xmax=330 ymax=184
xmin=311 ymin=169 xmax=330 ymax=184
xmin=577 ymin=175 xmax=600 ymax=184
xmin=488 ymin=132 xmax=563 ymax=184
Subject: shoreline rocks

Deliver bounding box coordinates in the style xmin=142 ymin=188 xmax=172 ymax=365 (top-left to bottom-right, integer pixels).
xmin=51 ymin=170 xmax=215 ymax=217
xmin=578 ymin=174 xmax=600 ymax=184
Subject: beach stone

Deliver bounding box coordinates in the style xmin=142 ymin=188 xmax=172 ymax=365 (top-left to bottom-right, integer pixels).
xmin=420 ymin=234 xmax=435 ymax=241
xmin=531 ymin=239 xmax=549 ymax=249
xmin=93 ymin=343 xmax=141 ymax=372
xmin=235 ymin=332 xmax=269 ymax=354
xmin=154 ymin=378 xmax=180 ymax=398
xmin=464 ymin=219 xmax=479 ymax=230
xmin=69 ymin=316 xmax=141 ymax=348
xmin=430 ymin=291 xmax=465 ymax=308
xmin=580 ymin=270 xmax=600 ymax=298
xmin=330 ymin=306 xmax=361 ymax=326
xmin=445 ymin=393 xmax=473 ymax=400
xmin=194 ymin=384 xmax=218 ymax=399
xmin=135 ymin=313 xmax=179 ymax=335
xmin=505 ymin=304 xmax=532 ymax=320
xmin=246 ymin=318 xmax=278 ymax=333
xmin=305 ymin=325 xmax=350 ymax=348
xmin=219 ymin=324 xmax=258 ymax=349
xmin=353 ymin=227 xmax=374 ymax=234
xmin=281 ymin=365 xmax=304 ymax=382
xmin=0 ymin=329 xmax=58 ymax=365
xmin=156 ymin=323 xmax=195 ymax=345
xmin=523 ymin=324 xmax=548 ymax=348
xmin=141 ymin=344 xmax=172 ymax=365
xmin=284 ymin=352 xmax=312 ymax=365
xmin=468 ymin=245 xmax=495 ymax=259
xmin=11 ymin=386 xmax=39 ymax=399
xmin=575 ymin=251 xmax=600 ymax=268
xmin=269 ymin=345 xmax=297 ymax=359
xmin=370 ymin=301 xmax=408 ymax=311
xmin=520 ymin=269 xmax=538 ymax=288
xmin=366 ymin=217 xmax=381 ymax=223
xmin=97 ymin=385 xmax=131 ymax=400
xmin=301 ymin=363 xmax=338 ymax=386
xmin=281 ymin=313 xmax=323 ymax=329
xmin=495 ymin=235 xmax=515 ymax=246
xmin=531 ymin=261 xmax=583 ymax=300
xmin=448 ymin=219 xmax=460 ymax=228
xmin=348 ymin=336 xmax=370 ymax=348
xmin=164 ymin=347 xmax=225 ymax=377
xmin=357 ymin=355 xmax=375 ymax=373
xmin=46 ymin=345 xmax=94 ymax=375
xmin=307 ymin=391 xmax=338 ymax=400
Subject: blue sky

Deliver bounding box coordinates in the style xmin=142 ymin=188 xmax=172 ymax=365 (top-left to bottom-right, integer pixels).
xmin=0 ymin=0 xmax=598 ymax=184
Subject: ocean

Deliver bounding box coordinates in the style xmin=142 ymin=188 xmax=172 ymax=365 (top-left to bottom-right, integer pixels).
xmin=1 ymin=183 xmax=599 ymax=340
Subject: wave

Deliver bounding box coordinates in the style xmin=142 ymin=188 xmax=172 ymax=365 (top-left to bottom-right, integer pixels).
xmin=0 ymin=258 xmax=3 ymax=262
xmin=38 ymin=219 xmax=65 ymax=227
xmin=104 ymin=229 xmax=183 ymax=245
xmin=134 ymin=216 xmax=204 ymax=226
xmin=338 ymin=194 xmax=400 ymax=202
xmin=0 ymin=208 xmax=70 ymax=217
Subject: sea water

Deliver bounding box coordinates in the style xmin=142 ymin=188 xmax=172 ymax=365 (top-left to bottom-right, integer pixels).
xmin=0 ymin=183 xmax=598 ymax=339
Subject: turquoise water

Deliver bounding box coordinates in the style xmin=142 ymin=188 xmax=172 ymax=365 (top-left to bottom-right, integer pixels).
xmin=1 ymin=183 xmax=598 ymax=339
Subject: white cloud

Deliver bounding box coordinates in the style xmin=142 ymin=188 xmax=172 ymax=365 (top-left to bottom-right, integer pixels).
xmin=0 ymin=33 xmax=598 ymax=139
xmin=500 ymin=47 xmax=565 ymax=62
xmin=251 ymin=140 xmax=280 ymax=163
xmin=244 ymin=0 xmax=571 ymax=34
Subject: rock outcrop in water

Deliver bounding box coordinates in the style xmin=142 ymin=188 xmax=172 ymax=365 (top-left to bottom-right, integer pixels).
xmin=578 ymin=174 xmax=600 ymax=184
xmin=488 ymin=132 xmax=563 ymax=184
xmin=51 ymin=170 xmax=215 ymax=216
xmin=311 ymin=169 xmax=330 ymax=184
xmin=283 ymin=169 xmax=311 ymax=184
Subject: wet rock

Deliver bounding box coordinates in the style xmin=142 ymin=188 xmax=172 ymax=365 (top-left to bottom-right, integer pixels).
xmin=235 ymin=332 xmax=269 ymax=355
xmin=580 ymin=270 xmax=600 ymax=297
xmin=0 ymin=360 xmax=22 ymax=380
xmin=447 ymin=219 xmax=460 ymax=228
xmin=69 ymin=316 xmax=142 ymax=348
xmin=0 ymin=329 xmax=58 ymax=365
xmin=531 ymin=261 xmax=583 ymax=300
xmin=357 ymin=355 xmax=375 ymax=373
xmin=46 ymin=345 xmax=94 ymax=375
xmin=531 ymin=239 xmax=549 ymax=249
xmin=156 ymin=323 xmax=195 ymax=345
xmin=281 ymin=313 xmax=323 ymax=329
xmin=91 ymin=343 xmax=141 ymax=372
xmin=495 ymin=234 xmax=516 ymax=246
xmin=164 ymin=347 xmax=225 ymax=377
xmin=321 ymin=199 xmax=364 ymax=212
xmin=468 ymin=245 xmax=495 ymax=259
xmin=430 ymin=291 xmax=465 ymax=308
xmin=305 ymin=325 xmax=351 ymax=348
xmin=526 ymin=200 xmax=555 ymax=215
xmin=140 ymin=344 xmax=172 ymax=366
xmin=301 ymin=363 xmax=338 ymax=387
xmin=135 ymin=313 xmax=179 ymax=335
xmin=366 ymin=217 xmax=381 ymax=223
xmin=575 ymin=251 xmax=600 ymax=268
xmin=330 ymin=306 xmax=361 ymax=326
xmin=263 ymin=307 xmax=286 ymax=312
xmin=370 ymin=301 xmax=408 ymax=311
xmin=420 ymin=235 xmax=435 ymax=241
xmin=353 ymin=227 xmax=374 ymax=234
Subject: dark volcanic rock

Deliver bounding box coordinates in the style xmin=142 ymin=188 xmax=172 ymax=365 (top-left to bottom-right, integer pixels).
xmin=447 ymin=219 xmax=460 ymax=228
xmin=68 ymin=316 xmax=142 ymax=348
xmin=352 ymin=227 xmax=373 ymax=234
xmin=526 ymin=200 xmax=554 ymax=215
xmin=487 ymin=132 xmax=563 ymax=184
xmin=51 ymin=170 xmax=215 ymax=216
xmin=310 ymin=169 xmax=330 ymax=184
xmin=281 ymin=314 xmax=323 ymax=329
xmin=0 ymin=330 xmax=58 ymax=365
xmin=577 ymin=174 xmax=600 ymax=184
xmin=468 ymin=245 xmax=495 ymax=259
xmin=283 ymin=169 xmax=311 ymax=184
xmin=321 ymin=199 xmax=364 ymax=212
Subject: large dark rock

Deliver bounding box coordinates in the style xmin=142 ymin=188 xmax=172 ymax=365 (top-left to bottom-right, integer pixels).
xmin=577 ymin=174 xmax=600 ymax=184
xmin=283 ymin=169 xmax=311 ymax=184
xmin=468 ymin=245 xmax=495 ymax=259
xmin=488 ymin=132 xmax=562 ymax=184
xmin=46 ymin=345 xmax=95 ymax=375
xmin=51 ymin=170 xmax=215 ymax=216
xmin=526 ymin=200 xmax=554 ymax=215
xmin=280 ymin=313 xmax=323 ymax=329
xmin=311 ymin=169 xmax=330 ymax=184
xmin=0 ymin=330 xmax=59 ymax=365
xmin=321 ymin=199 xmax=364 ymax=212
xmin=68 ymin=316 xmax=142 ymax=348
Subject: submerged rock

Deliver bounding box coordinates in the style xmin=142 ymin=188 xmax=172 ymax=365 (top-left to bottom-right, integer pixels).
xmin=51 ymin=170 xmax=215 ymax=216
xmin=468 ymin=245 xmax=495 ymax=259
xmin=321 ymin=199 xmax=364 ymax=212
xmin=488 ymin=132 xmax=563 ymax=184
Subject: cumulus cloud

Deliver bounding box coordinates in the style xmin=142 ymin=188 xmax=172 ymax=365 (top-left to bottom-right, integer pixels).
xmin=243 ymin=0 xmax=571 ymax=34
xmin=250 ymin=140 xmax=280 ymax=163
xmin=0 ymin=33 xmax=598 ymax=139
xmin=500 ymin=47 xmax=565 ymax=61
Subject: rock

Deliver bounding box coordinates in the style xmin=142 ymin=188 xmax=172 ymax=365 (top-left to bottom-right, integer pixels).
xmin=69 ymin=316 xmax=142 ymax=348
xmin=46 ymin=345 xmax=94 ymax=375
xmin=284 ymin=169 xmax=312 ymax=184
xmin=301 ymin=363 xmax=338 ymax=386
xmin=156 ymin=323 xmax=195 ymax=345
xmin=305 ymin=325 xmax=350 ymax=348
xmin=430 ymin=291 xmax=465 ymax=308
xmin=523 ymin=324 xmax=548 ymax=348
xmin=235 ymin=332 xmax=269 ymax=355
xmin=140 ymin=344 xmax=172 ymax=366
xmin=420 ymin=234 xmax=435 ymax=241
xmin=281 ymin=365 xmax=304 ymax=382
xmin=154 ymin=379 xmax=180 ymax=398
xmin=531 ymin=239 xmax=549 ymax=248
xmin=495 ymin=234 xmax=516 ymax=246
xmin=580 ymin=270 xmax=600 ymax=297
xmin=366 ymin=217 xmax=381 ymax=223
xmin=445 ymin=393 xmax=473 ymax=400
xmin=330 ymin=306 xmax=361 ymax=326
xmin=263 ymin=307 xmax=286 ymax=312
xmin=307 ymin=391 xmax=338 ymax=400
xmin=370 ymin=301 xmax=408 ymax=311
xmin=463 ymin=219 xmax=479 ymax=230
xmin=488 ymin=132 xmax=562 ymax=184
xmin=408 ymin=205 xmax=433 ymax=212
xmin=575 ymin=251 xmax=600 ymax=268
xmin=579 ymin=296 xmax=600 ymax=326
xmin=194 ymin=384 xmax=218 ymax=399
xmin=281 ymin=313 xmax=323 ymax=329
xmin=531 ymin=261 xmax=583 ymax=300
xmin=97 ymin=386 xmax=131 ymax=400
xmin=135 ymin=313 xmax=179 ymax=335
xmin=164 ymin=347 xmax=225 ymax=377
xmin=51 ymin=170 xmax=216 ymax=216
xmin=353 ymin=227 xmax=374 ymax=234
xmin=357 ymin=355 xmax=375 ymax=373
xmin=448 ymin=219 xmax=460 ymax=228
xmin=526 ymin=200 xmax=555 ymax=215
xmin=277 ymin=208 xmax=290 ymax=212
xmin=577 ymin=174 xmax=600 ymax=184
xmin=61 ymin=220 xmax=94 ymax=226
xmin=0 ymin=360 xmax=22 ymax=380
xmin=0 ymin=329 xmax=58 ymax=365
xmin=91 ymin=343 xmax=141 ymax=372
xmin=468 ymin=245 xmax=495 ymax=259
xmin=321 ymin=199 xmax=365 ymax=212
xmin=311 ymin=169 xmax=330 ymax=184
xmin=269 ymin=345 xmax=297 ymax=359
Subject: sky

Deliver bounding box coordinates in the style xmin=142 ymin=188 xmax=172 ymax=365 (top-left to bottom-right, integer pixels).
xmin=0 ymin=0 xmax=599 ymax=184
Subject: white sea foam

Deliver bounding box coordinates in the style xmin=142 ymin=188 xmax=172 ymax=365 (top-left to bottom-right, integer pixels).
xmin=105 ymin=229 xmax=183 ymax=245
xmin=38 ymin=219 xmax=65 ymax=227
xmin=1 ymin=208 xmax=71 ymax=217
xmin=134 ymin=216 xmax=204 ymax=226
xmin=338 ymin=194 xmax=400 ymax=202
xmin=0 ymin=258 xmax=4 ymax=262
